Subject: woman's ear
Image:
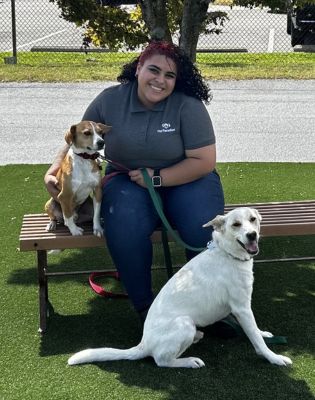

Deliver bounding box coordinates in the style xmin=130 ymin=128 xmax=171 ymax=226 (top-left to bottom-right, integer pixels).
xmin=135 ymin=62 xmax=142 ymax=77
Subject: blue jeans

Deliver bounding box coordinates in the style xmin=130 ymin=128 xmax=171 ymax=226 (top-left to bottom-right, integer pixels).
xmin=101 ymin=170 xmax=224 ymax=312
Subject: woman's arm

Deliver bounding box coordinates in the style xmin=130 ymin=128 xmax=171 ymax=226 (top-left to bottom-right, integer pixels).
xmin=129 ymin=144 xmax=216 ymax=188
xmin=159 ymin=144 xmax=216 ymax=186
xmin=44 ymin=144 xmax=69 ymax=201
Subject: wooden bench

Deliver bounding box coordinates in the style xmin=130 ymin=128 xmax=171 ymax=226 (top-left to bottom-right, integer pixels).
xmin=19 ymin=200 xmax=315 ymax=333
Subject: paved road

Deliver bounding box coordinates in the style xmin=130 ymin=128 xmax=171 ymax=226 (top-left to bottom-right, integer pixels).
xmin=1 ymin=79 xmax=315 ymax=165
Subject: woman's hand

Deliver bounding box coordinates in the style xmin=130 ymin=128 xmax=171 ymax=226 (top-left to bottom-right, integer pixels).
xmin=129 ymin=168 xmax=153 ymax=188
xmin=44 ymin=173 xmax=60 ymax=201
xmin=129 ymin=144 xmax=216 ymax=188
xmin=44 ymin=144 xmax=69 ymax=201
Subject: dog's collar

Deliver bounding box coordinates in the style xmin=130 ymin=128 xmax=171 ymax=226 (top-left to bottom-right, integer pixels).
xmin=207 ymin=240 xmax=250 ymax=262
xmin=225 ymin=250 xmax=251 ymax=262
xmin=74 ymin=152 xmax=100 ymax=160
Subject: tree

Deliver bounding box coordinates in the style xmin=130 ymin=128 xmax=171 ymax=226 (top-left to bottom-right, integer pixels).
xmin=49 ymin=0 xmax=228 ymax=61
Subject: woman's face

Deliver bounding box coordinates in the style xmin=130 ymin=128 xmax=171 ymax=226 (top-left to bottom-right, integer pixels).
xmin=136 ymin=54 xmax=177 ymax=109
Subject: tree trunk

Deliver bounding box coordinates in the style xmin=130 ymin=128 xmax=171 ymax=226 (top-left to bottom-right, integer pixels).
xmin=180 ymin=0 xmax=210 ymax=61
xmin=139 ymin=0 xmax=172 ymax=43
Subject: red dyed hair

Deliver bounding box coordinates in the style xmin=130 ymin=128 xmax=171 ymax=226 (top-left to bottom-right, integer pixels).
xmin=117 ymin=41 xmax=211 ymax=103
xmin=138 ymin=41 xmax=179 ymax=66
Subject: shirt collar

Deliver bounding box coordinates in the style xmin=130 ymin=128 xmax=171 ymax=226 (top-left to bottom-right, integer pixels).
xmin=130 ymin=81 xmax=166 ymax=113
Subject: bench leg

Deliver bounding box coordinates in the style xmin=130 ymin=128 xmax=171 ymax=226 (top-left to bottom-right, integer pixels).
xmin=161 ymin=227 xmax=174 ymax=278
xmin=37 ymin=250 xmax=48 ymax=334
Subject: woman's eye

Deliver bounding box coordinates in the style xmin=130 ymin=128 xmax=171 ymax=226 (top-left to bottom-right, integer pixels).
xmin=148 ymin=67 xmax=159 ymax=74
xmin=165 ymin=73 xmax=176 ymax=79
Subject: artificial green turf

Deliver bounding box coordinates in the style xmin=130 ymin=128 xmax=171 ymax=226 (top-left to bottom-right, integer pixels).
xmin=0 ymin=163 xmax=314 ymax=400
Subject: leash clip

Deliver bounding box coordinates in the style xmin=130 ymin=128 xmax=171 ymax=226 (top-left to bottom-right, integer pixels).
xmin=207 ymin=240 xmax=216 ymax=251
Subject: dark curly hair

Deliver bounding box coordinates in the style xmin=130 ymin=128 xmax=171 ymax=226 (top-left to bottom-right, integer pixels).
xmin=117 ymin=41 xmax=212 ymax=104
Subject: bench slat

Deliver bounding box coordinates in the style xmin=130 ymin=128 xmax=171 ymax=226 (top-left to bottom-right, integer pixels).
xmin=19 ymin=201 xmax=315 ymax=334
xmin=19 ymin=201 xmax=315 ymax=252
xmin=19 ymin=215 xmax=165 ymax=251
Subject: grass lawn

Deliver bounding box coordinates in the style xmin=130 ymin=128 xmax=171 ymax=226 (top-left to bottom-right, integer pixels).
xmin=1 ymin=51 xmax=315 ymax=81
xmin=0 ymin=163 xmax=314 ymax=400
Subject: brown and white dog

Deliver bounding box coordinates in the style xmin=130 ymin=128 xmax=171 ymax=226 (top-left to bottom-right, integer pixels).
xmin=45 ymin=121 xmax=111 ymax=237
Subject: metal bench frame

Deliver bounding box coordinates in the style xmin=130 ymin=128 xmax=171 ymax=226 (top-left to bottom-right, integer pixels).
xmin=19 ymin=200 xmax=315 ymax=333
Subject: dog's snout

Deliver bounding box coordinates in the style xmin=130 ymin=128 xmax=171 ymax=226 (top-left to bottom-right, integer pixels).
xmin=97 ymin=139 xmax=105 ymax=149
xmin=246 ymin=231 xmax=257 ymax=242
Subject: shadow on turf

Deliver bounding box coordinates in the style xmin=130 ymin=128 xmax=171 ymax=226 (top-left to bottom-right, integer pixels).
xmin=7 ymin=250 xmax=315 ymax=399
xmin=29 ymin=259 xmax=314 ymax=400
xmin=9 ymin=242 xmax=315 ymax=361
xmin=38 ymin=291 xmax=315 ymax=400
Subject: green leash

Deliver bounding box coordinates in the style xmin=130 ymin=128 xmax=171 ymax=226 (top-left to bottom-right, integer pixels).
xmin=222 ymin=315 xmax=287 ymax=344
xmin=141 ymin=168 xmax=204 ymax=252
xmin=142 ymin=168 xmax=287 ymax=345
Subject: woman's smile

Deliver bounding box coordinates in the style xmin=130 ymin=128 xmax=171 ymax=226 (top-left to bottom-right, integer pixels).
xmin=136 ymin=54 xmax=177 ymax=108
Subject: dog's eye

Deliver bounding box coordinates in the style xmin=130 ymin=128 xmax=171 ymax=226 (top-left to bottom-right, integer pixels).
xmin=83 ymin=130 xmax=92 ymax=136
xmin=250 ymin=217 xmax=256 ymax=222
xmin=232 ymin=221 xmax=241 ymax=227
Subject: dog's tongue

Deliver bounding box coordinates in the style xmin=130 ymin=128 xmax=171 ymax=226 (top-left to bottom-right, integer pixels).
xmin=245 ymin=241 xmax=259 ymax=254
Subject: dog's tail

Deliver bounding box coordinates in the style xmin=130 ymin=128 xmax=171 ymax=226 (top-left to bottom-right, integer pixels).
xmin=68 ymin=343 xmax=147 ymax=366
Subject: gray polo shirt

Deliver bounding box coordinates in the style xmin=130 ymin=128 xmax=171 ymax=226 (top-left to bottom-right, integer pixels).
xmin=83 ymin=81 xmax=215 ymax=169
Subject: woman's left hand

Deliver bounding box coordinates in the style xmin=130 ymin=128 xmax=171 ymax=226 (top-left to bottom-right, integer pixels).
xmin=129 ymin=168 xmax=153 ymax=188
xmin=128 ymin=144 xmax=216 ymax=188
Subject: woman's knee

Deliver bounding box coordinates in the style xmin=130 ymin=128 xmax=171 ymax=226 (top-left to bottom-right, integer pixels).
xmin=101 ymin=175 xmax=159 ymax=238
xmin=163 ymin=172 xmax=224 ymax=246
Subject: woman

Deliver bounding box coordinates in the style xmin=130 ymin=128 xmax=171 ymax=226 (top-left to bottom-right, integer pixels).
xmin=45 ymin=41 xmax=225 ymax=323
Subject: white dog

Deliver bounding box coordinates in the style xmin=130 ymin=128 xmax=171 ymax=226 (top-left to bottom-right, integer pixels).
xmin=68 ymin=207 xmax=292 ymax=368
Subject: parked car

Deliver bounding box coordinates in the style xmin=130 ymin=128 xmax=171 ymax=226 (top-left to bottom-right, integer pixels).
xmin=287 ymin=1 xmax=315 ymax=46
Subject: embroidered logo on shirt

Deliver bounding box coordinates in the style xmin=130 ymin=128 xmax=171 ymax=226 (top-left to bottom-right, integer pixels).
xmin=157 ymin=123 xmax=175 ymax=133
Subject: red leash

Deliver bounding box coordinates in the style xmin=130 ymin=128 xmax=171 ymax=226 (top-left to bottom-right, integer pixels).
xmin=101 ymin=170 xmax=124 ymax=187
xmin=90 ymin=158 xmax=130 ymax=298
xmin=101 ymin=158 xmax=131 ymax=187
xmin=89 ymin=271 xmax=128 ymax=298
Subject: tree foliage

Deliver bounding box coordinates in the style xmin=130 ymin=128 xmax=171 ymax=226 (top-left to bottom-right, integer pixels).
xmin=50 ymin=0 xmax=228 ymax=60
xmin=50 ymin=0 xmax=147 ymax=49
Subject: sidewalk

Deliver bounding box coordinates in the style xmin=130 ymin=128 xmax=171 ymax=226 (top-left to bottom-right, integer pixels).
xmin=1 ymin=79 xmax=315 ymax=164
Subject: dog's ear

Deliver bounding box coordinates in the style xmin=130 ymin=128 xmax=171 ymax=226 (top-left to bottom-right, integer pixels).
xmin=65 ymin=125 xmax=77 ymax=145
xmin=96 ymin=123 xmax=111 ymax=135
xmin=203 ymin=215 xmax=225 ymax=231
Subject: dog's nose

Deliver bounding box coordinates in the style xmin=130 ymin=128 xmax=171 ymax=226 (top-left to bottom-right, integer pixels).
xmin=246 ymin=231 xmax=257 ymax=241
xmin=97 ymin=139 xmax=105 ymax=149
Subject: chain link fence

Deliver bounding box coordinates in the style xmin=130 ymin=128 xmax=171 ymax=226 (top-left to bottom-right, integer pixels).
xmin=1 ymin=0 xmax=306 ymax=63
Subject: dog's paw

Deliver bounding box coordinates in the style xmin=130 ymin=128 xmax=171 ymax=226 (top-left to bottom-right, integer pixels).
xmin=260 ymin=330 xmax=274 ymax=338
xmin=187 ymin=357 xmax=205 ymax=368
xmin=156 ymin=356 xmax=206 ymax=368
xmin=69 ymin=226 xmax=84 ymax=236
xmin=46 ymin=221 xmax=56 ymax=231
xmin=269 ymin=354 xmax=292 ymax=366
xmin=93 ymin=225 xmax=104 ymax=237
xmin=48 ymin=249 xmax=62 ymax=255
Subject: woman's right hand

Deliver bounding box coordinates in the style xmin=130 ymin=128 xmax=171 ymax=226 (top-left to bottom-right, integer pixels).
xmin=44 ymin=144 xmax=69 ymax=201
xmin=44 ymin=173 xmax=60 ymax=201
